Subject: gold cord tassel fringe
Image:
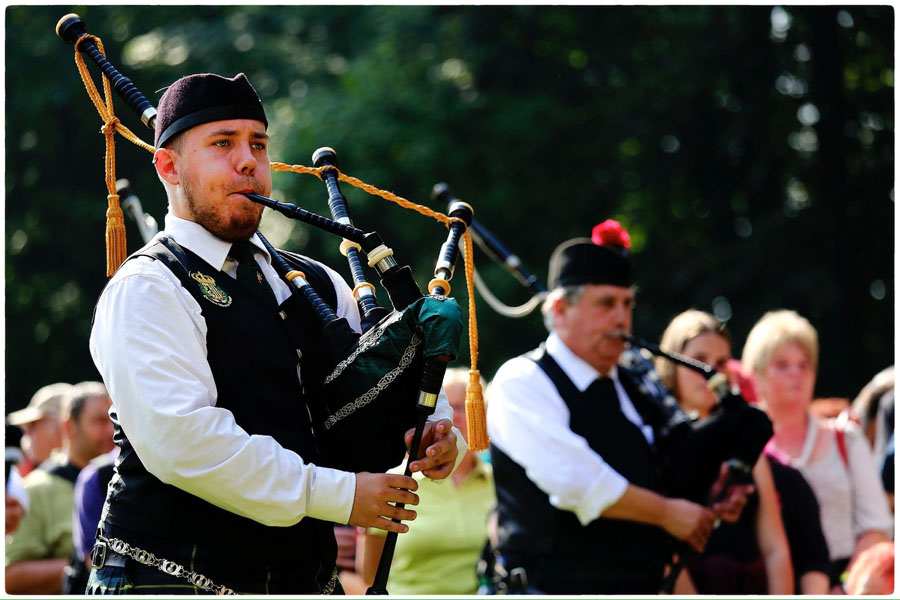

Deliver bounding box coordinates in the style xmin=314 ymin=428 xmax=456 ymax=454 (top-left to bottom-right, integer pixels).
xmin=105 ymin=194 xmax=127 ymax=276
xmin=462 ymin=231 xmax=489 ymax=451
xmin=465 ymin=369 xmax=489 ymax=451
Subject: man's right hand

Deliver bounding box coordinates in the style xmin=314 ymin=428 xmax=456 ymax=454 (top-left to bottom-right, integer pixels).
xmin=660 ymin=498 xmax=716 ymax=552
xmin=348 ymin=472 xmax=419 ymax=533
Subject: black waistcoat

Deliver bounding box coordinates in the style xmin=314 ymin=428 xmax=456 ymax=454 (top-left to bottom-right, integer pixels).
xmin=491 ymin=346 xmax=671 ymax=592
xmin=102 ymin=237 xmax=340 ymax=575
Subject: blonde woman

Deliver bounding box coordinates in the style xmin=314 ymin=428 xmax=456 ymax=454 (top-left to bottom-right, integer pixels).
xmin=743 ymin=310 xmax=893 ymax=588
xmin=658 ymin=310 xmax=792 ymax=594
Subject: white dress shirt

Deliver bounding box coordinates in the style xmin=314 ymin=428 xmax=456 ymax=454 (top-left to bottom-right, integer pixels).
xmin=89 ymin=213 xmax=462 ymax=529
xmin=487 ymin=331 xmax=654 ymax=526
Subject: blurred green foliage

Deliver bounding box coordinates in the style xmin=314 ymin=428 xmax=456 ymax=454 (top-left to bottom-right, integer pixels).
xmin=5 ymin=5 xmax=893 ymax=410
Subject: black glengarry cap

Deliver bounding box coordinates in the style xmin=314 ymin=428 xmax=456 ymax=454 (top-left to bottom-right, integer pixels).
xmin=548 ymin=219 xmax=633 ymax=289
xmin=154 ymin=73 xmax=267 ymax=148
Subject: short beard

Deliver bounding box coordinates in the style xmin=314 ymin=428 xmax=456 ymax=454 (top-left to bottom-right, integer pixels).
xmin=181 ymin=173 xmax=263 ymax=243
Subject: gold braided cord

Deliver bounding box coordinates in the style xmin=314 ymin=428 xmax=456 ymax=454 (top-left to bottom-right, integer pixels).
xmin=271 ymin=162 xmax=452 ymax=227
xmin=462 ymin=232 xmax=478 ymax=373
xmin=73 ymin=34 xmax=155 ymax=276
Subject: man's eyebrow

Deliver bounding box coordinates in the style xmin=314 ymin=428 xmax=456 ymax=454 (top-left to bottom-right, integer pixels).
xmin=206 ymin=129 xmax=269 ymax=140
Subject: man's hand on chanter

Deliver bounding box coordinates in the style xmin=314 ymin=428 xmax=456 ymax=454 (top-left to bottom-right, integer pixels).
xmin=348 ymin=473 xmax=418 ymax=533
xmin=660 ymin=498 xmax=716 ymax=553
xmin=708 ymin=462 xmax=755 ymax=524
xmin=405 ymin=418 xmax=458 ymax=480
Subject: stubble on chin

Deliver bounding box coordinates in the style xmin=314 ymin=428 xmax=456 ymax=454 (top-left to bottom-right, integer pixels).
xmin=211 ymin=206 xmax=263 ymax=242
xmin=183 ymin=182 xmax=263 ymax=242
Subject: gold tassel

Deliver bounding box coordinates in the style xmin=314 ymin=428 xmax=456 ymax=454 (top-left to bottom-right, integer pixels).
xmin=105 ymin=194 xmax=127 ymax=277
xmin=465 ymin=369 xmax=490 ymax=451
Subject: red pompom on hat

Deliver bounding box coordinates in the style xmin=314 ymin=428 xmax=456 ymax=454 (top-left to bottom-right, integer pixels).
xmin=591 ymin=219 xmax=631 ymax=249
xmin=548 ymin=219 xmax=633 ymax=289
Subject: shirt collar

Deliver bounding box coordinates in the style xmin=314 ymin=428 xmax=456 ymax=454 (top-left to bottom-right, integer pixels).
xmin=163 ymin=213 xmax=271 ymax=271
xmin=545 ymin=331 xmax=619 ymax=392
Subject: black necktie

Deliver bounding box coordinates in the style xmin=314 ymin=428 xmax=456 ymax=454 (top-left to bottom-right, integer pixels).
xmin=587 ymin=376 xmax=619 ymax=408
xmin=229 ymin=240 xmax=279 ymax=308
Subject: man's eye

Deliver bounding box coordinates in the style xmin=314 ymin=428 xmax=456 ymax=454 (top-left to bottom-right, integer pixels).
xmin=213 ymin=140 xmax=229 ymax=147
xmin=252 ymin=142 xmax=267 ymax=151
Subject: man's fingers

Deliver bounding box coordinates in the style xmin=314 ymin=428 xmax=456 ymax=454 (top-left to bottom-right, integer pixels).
xmin=382 ymin=474 xmax=418 ymax=492
xmin=410 ymin=447 xmax=450 ymax=472
xmin=422 ymin=461 xmax=454 ymax=479
xmin=405 ymin=422 xmax=440 ymax=458
xmin=410 ymin=425 xmax=456 ymax=473
xmin=385 ymin=505 xmax=417 ymax=522
xmin=384 ymin=488 xmax=419 ymax=507
xmin=690 ymin=518 xmax=713 ymax=552
xmin=368 ymin=517 xmax=410 ymax=534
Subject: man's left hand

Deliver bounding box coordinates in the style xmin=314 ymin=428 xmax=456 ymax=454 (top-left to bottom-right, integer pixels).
xmin=709 ymin=462 xmax=755 ymax=524
xmin=405 ymin=419 xmax=458 ymax=480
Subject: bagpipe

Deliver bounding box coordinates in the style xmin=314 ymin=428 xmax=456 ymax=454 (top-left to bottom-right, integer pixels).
xmin=57 ymin=13 xmax=488 ymax=594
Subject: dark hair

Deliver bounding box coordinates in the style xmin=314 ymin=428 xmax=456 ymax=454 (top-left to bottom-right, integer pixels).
xmin=65 ymin=381 xmax=108 ymax=423
xmin=165 ymin=130 xmax=186 ymax=154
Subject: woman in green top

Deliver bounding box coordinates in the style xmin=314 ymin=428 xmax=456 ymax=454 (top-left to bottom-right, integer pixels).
xmin=358 ymin=369 xmax=496 ymax=595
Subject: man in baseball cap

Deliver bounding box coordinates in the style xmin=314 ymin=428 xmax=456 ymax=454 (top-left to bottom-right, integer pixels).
xmin=7 ymin=383 xmax=70 ymax=477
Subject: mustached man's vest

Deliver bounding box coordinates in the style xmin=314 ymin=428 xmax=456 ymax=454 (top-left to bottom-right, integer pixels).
xmin=490 ymin=346 xmax=671 ymax=594
xmin=100 ymin=237 xmax=341 ymax=584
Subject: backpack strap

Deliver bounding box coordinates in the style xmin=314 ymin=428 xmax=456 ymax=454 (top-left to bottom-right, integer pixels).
xmin=835 ymin=428 xmax=849 ymax=469
xmin=834 ymin=408 xmax=852 ymax=470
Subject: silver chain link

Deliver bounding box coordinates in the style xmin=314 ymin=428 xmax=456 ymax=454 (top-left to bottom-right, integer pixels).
xmin=98 ymin=534 xmax=236 ymax=595
xmin=97 ymin=535 xmax=339 ymax=595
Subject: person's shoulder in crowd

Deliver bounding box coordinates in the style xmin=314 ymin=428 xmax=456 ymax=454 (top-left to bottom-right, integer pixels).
xmin=6 ymin=455 xmax=77 ymax=564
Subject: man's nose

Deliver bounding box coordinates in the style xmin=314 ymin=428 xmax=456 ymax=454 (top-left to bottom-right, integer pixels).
xmin=234 ymin=142 xmax=257 ymax=175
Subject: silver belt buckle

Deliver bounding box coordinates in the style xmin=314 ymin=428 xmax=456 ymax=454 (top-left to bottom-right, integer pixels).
xmin=90 ymin=541 xmax=108 ymax=570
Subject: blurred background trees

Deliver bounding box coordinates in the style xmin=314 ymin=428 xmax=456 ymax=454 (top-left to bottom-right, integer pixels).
xmin=5 ymin=5 xmax=893 ymax=410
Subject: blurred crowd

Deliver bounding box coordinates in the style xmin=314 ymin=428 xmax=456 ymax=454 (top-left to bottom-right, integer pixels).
xmin=6 ymin=306 xmax=893 ymax=595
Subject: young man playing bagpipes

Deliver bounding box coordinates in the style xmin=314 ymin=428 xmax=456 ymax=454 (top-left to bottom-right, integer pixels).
xmin=88 ymin=73 xmax=465 ymax=595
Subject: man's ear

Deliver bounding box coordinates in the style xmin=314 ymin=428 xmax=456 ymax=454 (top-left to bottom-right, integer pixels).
xmin=61 ymin=416 xmax=75 ymax=441
xmin=153 ymin=148 xmax=180 ymax=185
xmin=552 ymin=295 xmax=569 ymax=328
